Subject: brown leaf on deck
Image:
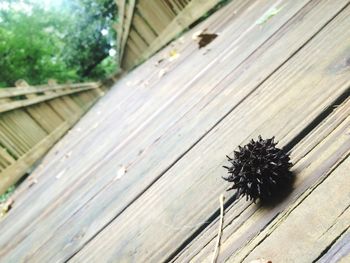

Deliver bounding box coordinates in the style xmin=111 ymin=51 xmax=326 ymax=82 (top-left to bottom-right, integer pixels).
xmin=197 ymin=33 xmax=218 ymax=49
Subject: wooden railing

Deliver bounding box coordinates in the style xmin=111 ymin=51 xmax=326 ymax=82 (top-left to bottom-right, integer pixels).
xmin=0 ymin=80 xmax=105 ymax=194
xmin=116 ymin=0 xmax=222 ymax=69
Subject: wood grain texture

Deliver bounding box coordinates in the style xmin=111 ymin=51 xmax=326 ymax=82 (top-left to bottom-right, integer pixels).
xmin=0 ymin=82 xmax=98 ymax=99
xmin=69 ymin=3 xmax=350 ymax=262
xmin=0 ymin=0 xmax=262 ymax=258
xmin=119 ymin=0 xmax=136 ymax=64
xmin=132 ymin=12 xmax=158 ymax=44
xmin=140 ymin=0 xmax=221 ymax=62
xmin=8 ymin=0 xmax=245 ymax=207
xmin=182 ymin=97 xmax=350 ymax=262
xmin=115 ymin=0 xmax=125 ymax=58
xmin=0 ymin=0 xmax=349 ymax=262
xmin=0 ymin=0 xmax=325 ymax=261
xmin=0 ymin=86 xmax=97 ymax=113
xmin=233 ymin=155 xmax=350 ymax=263
xmin=316 ymin=229 xmax=350 ymax=263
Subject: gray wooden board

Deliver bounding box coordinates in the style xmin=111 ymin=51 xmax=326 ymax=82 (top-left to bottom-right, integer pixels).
xmin=5 ymin=0 xmax=244 ymax=211
xmin=0 ymin=0 xmax=252 ymax=230
xmin=234 ymin=155 xmax=350 ymax=263
xmin=317 ymin=229 xmax=350 ymax=263
xmin=11 ymin=0 xmax=250 ymax=196
xmin=0 ymin=0 xmax=319 ymax=261
xmin=0 ymin=0 xmax=349 ymax=262
xmin=0 ymin=0 xmax=264 ymax=260
xmin=175 ymin=97 xmax=350 ymax=262
xmin=68 ymin=3 xmax=350 ymax=262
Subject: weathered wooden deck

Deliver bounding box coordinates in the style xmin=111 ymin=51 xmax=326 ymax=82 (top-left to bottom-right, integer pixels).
xmin=1 ymin=0 xmax=350 ymax=262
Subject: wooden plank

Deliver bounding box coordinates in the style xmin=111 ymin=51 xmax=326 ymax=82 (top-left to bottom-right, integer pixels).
xmin=158 ymin=0 xmax=177 ymax=20
xmin=0 ymin=128 xmax=25 ymax=159
xmin=122 ymin=47 xmax=138 ymax=69
xmin=0 ymin=86 xmax=97 ymax=113
xmin=147 ymin=0 xmax=174 ymax=25
xmin=128 ymin=29 xmax=149 ymax=51
xmin=19 ymin=85 xmax=65 ymax=134
xmin=0 ymin=0 xmax=266 ymax=227
xmin=163 ymin=0 xmax=178 ymax=16
xmin=115 ymin=0 xmax=251 ymax=133
xmin=3 ymin=112 xmax=45 ymax=147
xmin=0 ymin=0 xmax=340 ymax=260
xmin=169 ymin=0 xmax=183 ymax=14
xmin=316 ymin=229 xmax=350 ymax=263
xmin=176 ymin=97 xmax=350 ymax=262
xmin=0 ymin=116 xmax=32 ymax=154
xmin=67 ymin=5 xmax=350 ymax=262
xmin=132 ymin=12 xmax=158 ymax=44
xmin=174 ymin=0 xmax=186 ymax=9
xmin=69 ymin=90 xmax=97 ymax=111
xmin=24 ymin=103 xmax=64 ymax=133
xmin=115 ymin=0 xmax=126 ymax=56
xmin=0 ymin=83 xmax=98 ymax=99
xmin=14 ymin=0 xmax=245 ymax=171
xmin=0 ymin=0 xmax=345 ymax=261
xmin=136 ymin=1 xmax=166 ymax=34
xmin=44 ymin=97 xmax=80 ymax=122
xmin=0 ymin=146 xmax=15 ymax=172
xmin=119 ymin=0 xmax=136 ymax=64
xmin=231 ymin=156 xmax=350 ymax=263
xmin=125 ymin=38 xmax=143 ymax=57
xmin=0 ymin=147 xmax=15 ymax=165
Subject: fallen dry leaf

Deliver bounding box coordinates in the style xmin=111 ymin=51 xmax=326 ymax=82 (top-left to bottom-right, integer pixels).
xmin=192 ymin=28 xmax=218 ymax=49
xmin=197 ymin=33 xmax=218 ymax=49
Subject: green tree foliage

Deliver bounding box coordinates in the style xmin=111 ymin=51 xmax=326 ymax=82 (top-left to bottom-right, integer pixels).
xmin=63 ymin=0 xmax=118 ymax=78
xmin=0 ymin=0 xmax=118 ymax=88
xmin=0 ymin=5 xmax=79 ymax=87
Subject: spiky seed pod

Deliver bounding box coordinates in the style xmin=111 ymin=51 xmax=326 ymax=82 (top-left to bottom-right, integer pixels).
xmin=223 ymin=136 xmax=293 ymax=202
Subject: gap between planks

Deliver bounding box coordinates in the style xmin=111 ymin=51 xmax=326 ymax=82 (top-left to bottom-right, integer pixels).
xmin=0 ymin=0 xmax=348 ymax=262
xmin=68 ymin=2 xmax=349 ymax=260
